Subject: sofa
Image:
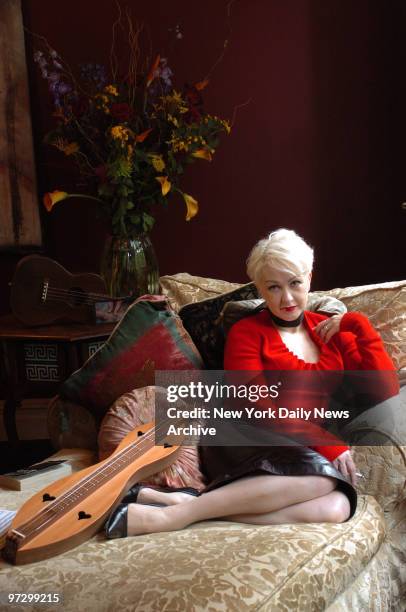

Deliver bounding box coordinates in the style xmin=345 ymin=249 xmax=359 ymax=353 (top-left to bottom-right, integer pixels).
xmin=0 ymin=274 xmax=405 ymax=612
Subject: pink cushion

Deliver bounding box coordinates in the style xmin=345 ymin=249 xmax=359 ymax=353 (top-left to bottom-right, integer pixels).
xmin=98 ymin=386 xmax=206 ymax=490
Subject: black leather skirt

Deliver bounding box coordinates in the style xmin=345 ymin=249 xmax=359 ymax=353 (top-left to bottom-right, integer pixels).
xmin=198 ymin=445 xmax=357 ymax=520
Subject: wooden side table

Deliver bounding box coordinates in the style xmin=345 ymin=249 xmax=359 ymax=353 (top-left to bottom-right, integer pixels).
xmin=0 ymin=315 xmax=115 ymax=444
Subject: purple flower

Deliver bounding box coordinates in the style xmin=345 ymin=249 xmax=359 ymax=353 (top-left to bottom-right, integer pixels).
xmin=80 ymin=63 xmax=107 ymax=90
xmin=147 ymin=58 xmax=173 ymax=101
xmin=159 ymin=58 xmax=173 ymax=88
xmin=48 ymin=72 xmax=60 ymax=83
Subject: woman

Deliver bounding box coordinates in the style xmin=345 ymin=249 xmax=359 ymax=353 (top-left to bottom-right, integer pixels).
xmin=106 ymin=229 xmax=398 ymax=537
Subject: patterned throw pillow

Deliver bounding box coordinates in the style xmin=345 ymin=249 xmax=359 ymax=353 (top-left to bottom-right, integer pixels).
xmin=98 ymin=386 xmax=206 ymax=490
xmin=179 ymin=283 xmax=259 ymax=369
xmin=60 ymin=296 xmax=204 ymax=419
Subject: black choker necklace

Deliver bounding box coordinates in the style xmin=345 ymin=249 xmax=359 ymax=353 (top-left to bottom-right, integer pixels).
xmin=268 ymin=310 xmax=304 ymax=328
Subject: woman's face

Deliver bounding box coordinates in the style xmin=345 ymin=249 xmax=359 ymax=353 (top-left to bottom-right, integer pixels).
xmin=257 ymin=265 xmax=311 ymax=321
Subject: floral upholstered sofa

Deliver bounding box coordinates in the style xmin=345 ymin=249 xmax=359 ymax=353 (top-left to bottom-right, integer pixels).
xmin=0 ymin=274 xmax=405 ymax=612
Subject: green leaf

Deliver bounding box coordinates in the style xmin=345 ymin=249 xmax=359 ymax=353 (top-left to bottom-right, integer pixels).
xmin=142 ymin=213 xmax=155 ymax=233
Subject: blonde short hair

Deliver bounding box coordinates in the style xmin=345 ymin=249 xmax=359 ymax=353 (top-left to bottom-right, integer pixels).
xmin=246 ymin=228 xmax=314 ymax=284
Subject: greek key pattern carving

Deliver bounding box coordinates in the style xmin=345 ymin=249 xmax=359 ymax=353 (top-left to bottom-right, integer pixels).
xmin=88 ymin=342 xmax=105 ymax=357
xmin=24 ymin=344 xmax=58 ymax=361
xmin=24 ymin=343 xmax=59 ymax=381
xmin=25 ymin=365 xmax=59 ymax=381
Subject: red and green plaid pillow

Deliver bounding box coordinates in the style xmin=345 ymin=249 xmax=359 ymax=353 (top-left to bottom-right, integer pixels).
xmin=60 ymin=296 xmax=203 ymax=419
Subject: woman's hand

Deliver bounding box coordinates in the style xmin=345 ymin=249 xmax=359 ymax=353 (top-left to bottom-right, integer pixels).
xmin=333 ymin=449 xmax=358 ymax=486
xmin=313 ymin=314 xmax=344 ymax=343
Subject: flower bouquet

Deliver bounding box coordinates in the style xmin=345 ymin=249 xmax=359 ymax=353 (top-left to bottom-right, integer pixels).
xmin=35 ymin=41 xmax=231 ymax=236
xmin=33 ymin=24 xmax=230 ymax=296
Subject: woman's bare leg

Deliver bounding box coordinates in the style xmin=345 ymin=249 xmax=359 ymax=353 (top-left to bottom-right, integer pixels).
xmin=137 ymin=488 xmax=199 ymax=505
xmin=229 ymin=490 xmax=351 ymax=524
xmin=127 ymin=474 xmax=338 ymax=535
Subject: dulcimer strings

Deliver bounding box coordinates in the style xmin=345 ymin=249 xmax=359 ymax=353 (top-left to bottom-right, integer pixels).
xmin=10 ymin=417 xmax=184 ymax=543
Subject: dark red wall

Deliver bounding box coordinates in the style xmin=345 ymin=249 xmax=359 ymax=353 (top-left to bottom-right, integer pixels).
xmin=1 ymin=0 xmax=405 ymax=314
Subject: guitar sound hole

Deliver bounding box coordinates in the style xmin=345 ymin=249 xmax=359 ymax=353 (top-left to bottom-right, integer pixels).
xmin=137 ymin=431 xmax=144 ymax=436
xmin=78 ymin=510 xmax=91 ymax=520
xmin=68 ymin=286 xmax=87 ymax=307
xmin=42 ymin=493 xmax=56 ymax=502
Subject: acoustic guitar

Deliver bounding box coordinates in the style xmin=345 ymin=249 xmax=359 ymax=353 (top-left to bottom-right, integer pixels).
xmin=10 ymin=255 xmax=123 ymax=327
xmin=3 ymin=421 xmax=182 ymax=565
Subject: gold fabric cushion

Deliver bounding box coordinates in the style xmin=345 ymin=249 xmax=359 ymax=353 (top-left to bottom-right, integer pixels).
xmin=97 ymin=386 xmax=206 ymax=490
xmin=160 ymin=272 xmax=243 ymax=312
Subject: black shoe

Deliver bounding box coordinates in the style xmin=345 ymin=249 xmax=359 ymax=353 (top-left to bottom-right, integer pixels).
xmin=105 ymin=502 xmax=165 ymax=539
xmin=105 ymin=503 xmax=128 ymax=539
xmin=120 ymin=484 xmax=144 ymax=504
xmin=121 ymin=484 xmax=200 ymax=504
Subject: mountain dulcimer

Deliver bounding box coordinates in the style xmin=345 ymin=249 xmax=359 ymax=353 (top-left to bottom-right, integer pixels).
xmin=3 ymin=421 xmax=182 ymax=565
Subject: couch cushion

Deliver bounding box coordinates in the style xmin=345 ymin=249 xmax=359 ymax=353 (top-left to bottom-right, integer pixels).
xmin=179 ymin=283 xmax=259 ymax=368
xmin=59 ymin=296 xmax=203 ymax=420
xmin=97 ymin=386 xmax=206 ymax=490
xmin=0 ymin=492 xmax=385 ymax=611
xmin=160 ymin=272 xmax=243 ymax=312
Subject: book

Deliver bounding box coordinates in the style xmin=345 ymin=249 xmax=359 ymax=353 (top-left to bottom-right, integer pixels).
xmin=0 ymin=460 xmax=72 ymax=491
xmin=0 ymin=510 xmax=17 ymax=549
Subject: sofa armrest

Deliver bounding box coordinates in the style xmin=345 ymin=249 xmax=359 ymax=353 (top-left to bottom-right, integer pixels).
xmin=348 ymin=389 xmax=406 ymax=514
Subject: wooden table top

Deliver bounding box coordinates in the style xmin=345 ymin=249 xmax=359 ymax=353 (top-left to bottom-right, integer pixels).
xmin=0 ymin=314 xmax=115 ymax=341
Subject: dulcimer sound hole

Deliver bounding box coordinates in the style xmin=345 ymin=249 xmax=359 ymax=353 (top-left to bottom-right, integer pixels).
xmin=78 ymin=511 xmax=92 ymax=520
xmin=42 ymin=493 xmax=56 ymax=502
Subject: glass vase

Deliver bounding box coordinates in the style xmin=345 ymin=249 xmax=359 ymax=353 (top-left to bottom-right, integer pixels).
xmin=100 ymin=234 xmax=160 ymax=298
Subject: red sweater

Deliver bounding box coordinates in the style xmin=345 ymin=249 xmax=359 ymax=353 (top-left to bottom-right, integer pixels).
xmin=224 ymin=310 xmax=399 ymax=462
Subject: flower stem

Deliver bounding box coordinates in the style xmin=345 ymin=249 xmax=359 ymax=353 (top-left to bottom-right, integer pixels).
xmin=65 ymin=193 xmax=104 ymax=203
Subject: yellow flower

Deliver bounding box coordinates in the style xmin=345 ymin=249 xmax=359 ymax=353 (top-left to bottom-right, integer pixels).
xmin=43 ymin=190 xmax=68 ymax=212
xmin=171 ymin=91 xmax=184 ymax=105
xmin=160 ymin=91 xmax=188 ymax=113
xmin=155 ymin=176 xmax=171 ymax=196
xmin=149 ymin=154 xmax=166 ymax=172
xmin=222 ymin=120 xmax=231 ymax=134
xmin=110 ymin=125 xmax=131 ymax=144
xmin=168 ymin=114 xmax=179 ymax=127
xmin=192 ymin=148 xmax=212 ymax=161
xmin=95 ymin=94 xmax=107 ymax=103
xmin=63 ymin=142 xmax=79 ymax=156
xmin=182 ymin=193 xmax=198 ymax=221
xmin=104 ymin=84 xmax=119 ymax=96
